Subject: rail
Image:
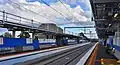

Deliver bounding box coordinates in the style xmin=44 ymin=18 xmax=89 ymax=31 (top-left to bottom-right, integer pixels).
xmin=14 ymin=44 xmax=92 ymax=65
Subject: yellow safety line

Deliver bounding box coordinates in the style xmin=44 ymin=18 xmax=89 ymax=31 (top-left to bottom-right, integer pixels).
xmin=87 ymin=42 xmax=98 ymax=65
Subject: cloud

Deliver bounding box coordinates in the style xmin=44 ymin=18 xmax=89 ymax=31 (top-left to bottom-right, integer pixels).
xmin=0 ymin=0 xmax=93 ymax=27
xmin=0 ymin=0 xmax=97 ymax=38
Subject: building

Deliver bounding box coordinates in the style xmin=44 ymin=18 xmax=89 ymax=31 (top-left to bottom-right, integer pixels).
xmin=38 ymin=23 xmax=63 ymax=39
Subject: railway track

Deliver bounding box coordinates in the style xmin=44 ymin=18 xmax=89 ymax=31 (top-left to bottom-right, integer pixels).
xmin=43 ymin=44 xmax=92 ymax=65
xmin=0 ymin=46 xmax=70 ymax=62
xmin=15 ymin=44 xmax=93 ymax=65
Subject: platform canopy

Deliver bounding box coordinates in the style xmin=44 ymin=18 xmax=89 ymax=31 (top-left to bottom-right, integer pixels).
xmin=90 ymin=0 xmax=120 ymax=38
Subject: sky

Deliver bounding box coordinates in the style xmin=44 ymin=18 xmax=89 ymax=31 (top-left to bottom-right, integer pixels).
xmin=0 ymin=0 xmax=98 ymax=38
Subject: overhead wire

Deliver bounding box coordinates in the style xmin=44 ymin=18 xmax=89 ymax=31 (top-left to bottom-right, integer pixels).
xmin=8 ymin=0 xmax=58 ymax=24
xmin=40 ymin=0 xmax=71 ymax=22
xmin=8 ymin=0 xmax=79 ymax=25
xmin=58 ymin=0 xmax=83 ymax=25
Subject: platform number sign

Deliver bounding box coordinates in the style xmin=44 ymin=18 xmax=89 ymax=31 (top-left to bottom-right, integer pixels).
xmin=0 ymin=38 xmax=3 ymax=45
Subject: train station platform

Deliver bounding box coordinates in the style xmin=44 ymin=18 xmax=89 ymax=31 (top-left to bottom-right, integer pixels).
xmin=86 ymin=44 xmax=119 ymax=65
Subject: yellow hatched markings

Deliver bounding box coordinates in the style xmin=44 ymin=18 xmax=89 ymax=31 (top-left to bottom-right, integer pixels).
xmin=101 ymin=58 xmax=120 ymax=65
xmin=117 ymin=60 xmax=120 ymax=63
xmin=101 ymin=59 xmax=104 ymax=65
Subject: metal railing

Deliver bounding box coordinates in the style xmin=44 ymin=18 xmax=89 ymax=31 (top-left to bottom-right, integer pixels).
xmin=0 ymin=10 xmax=41 ymax=28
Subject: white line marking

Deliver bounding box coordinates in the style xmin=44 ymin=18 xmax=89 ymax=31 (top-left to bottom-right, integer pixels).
xmin=76 ymin=43 xmax=97 ymax=65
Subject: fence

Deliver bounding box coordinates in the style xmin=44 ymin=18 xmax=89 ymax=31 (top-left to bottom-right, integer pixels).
xmin=0 ymin=10 xmax=41 ymax=28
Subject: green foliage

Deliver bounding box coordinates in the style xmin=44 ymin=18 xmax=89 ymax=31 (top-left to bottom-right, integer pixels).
xmin=4 ymin=32 xmax=12 ymax=38
xmin=18 ymin=31 xmax=30 ymax=38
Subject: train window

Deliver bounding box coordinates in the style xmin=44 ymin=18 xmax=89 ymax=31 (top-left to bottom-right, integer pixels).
xmin=26 ymin=38 xmax=33 ymax=44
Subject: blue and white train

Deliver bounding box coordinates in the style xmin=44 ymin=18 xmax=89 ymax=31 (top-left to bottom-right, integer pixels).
xmin=0 ymin=37 xmax=82 ymax=54
xmin=0 ymin=28 xmax=88 ymax=54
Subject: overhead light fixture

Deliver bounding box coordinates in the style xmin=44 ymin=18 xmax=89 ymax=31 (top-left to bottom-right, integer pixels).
xmin=108 ymin=24 xmax=112 ymax=27
xmin=114 ymin=13 xmax=118 ymax=17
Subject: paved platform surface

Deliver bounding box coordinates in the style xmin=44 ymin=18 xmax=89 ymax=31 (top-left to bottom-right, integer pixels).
xmin=95 ymin=44 xmax=117 ymax=65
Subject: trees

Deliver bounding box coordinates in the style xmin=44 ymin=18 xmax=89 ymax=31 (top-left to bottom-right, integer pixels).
xmin=18 ymin=31 xmax=30 ymax=38
xmin=3 ymin=32 xmax=12 ymax=38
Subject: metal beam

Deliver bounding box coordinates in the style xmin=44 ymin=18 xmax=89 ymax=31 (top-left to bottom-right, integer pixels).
xmin=64 ymin=26 xmax=95 ymax=33
xmin=64 ymin=26 xmax=95 ymax=28
xmin=91 ymin=0 xmax=120 ymax=3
